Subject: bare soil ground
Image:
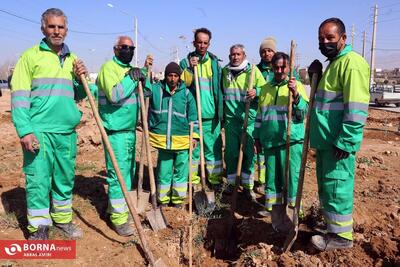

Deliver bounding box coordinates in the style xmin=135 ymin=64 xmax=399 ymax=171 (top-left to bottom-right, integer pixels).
xmin=0 ymin=89 xmax=399 ymax=266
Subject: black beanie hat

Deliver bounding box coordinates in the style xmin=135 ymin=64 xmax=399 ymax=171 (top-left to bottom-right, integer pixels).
xmin=165 ymin=62 xmax=181 ymax=76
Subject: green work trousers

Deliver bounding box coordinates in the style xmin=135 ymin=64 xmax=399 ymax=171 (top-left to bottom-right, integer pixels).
xmin=157 ymin=149 xmax=189 ymax=204
xmin=23 ymin=132 xmax=77 ymax=233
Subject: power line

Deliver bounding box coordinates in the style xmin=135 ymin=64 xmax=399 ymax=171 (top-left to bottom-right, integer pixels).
xmin=0 ymin=9 xmax=133 ymax=36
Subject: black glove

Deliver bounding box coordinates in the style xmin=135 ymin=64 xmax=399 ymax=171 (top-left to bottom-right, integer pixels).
xmin=129 ymin=67 xmax=146 ymax=82
xmin=333 ymin=145 xmax=350 ymax=160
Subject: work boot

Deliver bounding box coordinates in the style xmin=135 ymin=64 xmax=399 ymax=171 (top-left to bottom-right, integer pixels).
xmin=223 ymin=184 xmax=235 ymax=195
xmin=112 ymin=222 xmax=135 ymax=237
xmin=254 ymin=184 xmax=265 ymax=195
xmin=211 ymin=183 xmax=223 ymax=193
xmin=243 ymin=188 xmax=257 ymax=202
xmin=28 ymin=225 xmax=49 ymax=240
xmin=54 ymin=222 xmax=83 ymax=239
xmin=311 ymin=233 xmax=353 ymax=251
xmin=172 ymin=203 xmax=182 ymax=209
xmin=257 ymin=209 xmax=271 ymax=218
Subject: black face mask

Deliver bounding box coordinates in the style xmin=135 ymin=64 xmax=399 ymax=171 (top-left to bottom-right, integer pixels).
xmin=319 ymin=42 xmax=339 ymax=59
xmin=117 ymin=48 xmax=134 ymax=64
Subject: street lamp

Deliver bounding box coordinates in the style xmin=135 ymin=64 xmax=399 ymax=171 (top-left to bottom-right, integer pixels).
xmin=107 ymin=3 xmax=138 ymax=67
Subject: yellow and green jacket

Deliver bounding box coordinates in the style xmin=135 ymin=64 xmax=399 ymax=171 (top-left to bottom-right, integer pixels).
xmin=11 ymin=39 xmax=93 ymax=138
xmin=148 ymin=80 xmax=199 ymax=150
xmin=96 ymin=57 xmax=149 ymax=132
xmin=180 ymin=51 xmax=223 ymax=121
xmin=254 ymin=79 xmax=309 ymax=149
xmin=222 ymin=63 xmax=267 ymax=122
xmin=310 ymin=45 xmax=370 ymax=152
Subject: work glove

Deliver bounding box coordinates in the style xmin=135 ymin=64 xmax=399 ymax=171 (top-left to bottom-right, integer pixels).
xmin=332 ymin=145 xmax=350 ymax=160
xmin=129 ymin=67 xmax=146 ymax=82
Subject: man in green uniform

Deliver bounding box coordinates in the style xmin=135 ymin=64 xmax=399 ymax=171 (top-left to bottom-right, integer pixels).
xmin=254 ymin=52 xmax=309 ymax=224
xmin=254 ymin=36 xmax=277 ymax=195
xmin=148 ymin=62 xmax=199 ymax=207
xmin=180 ymin=28 xmax=223 ymax=190
xmin=11 ymin=8 xmax=91 ymax=240
xmin=96 ymin=36 xmax=147 ymax=236
xmin=310 ymin=18 xmax=370 ymax=251
xmin=222 ymin=44 xmax=267 ymax=201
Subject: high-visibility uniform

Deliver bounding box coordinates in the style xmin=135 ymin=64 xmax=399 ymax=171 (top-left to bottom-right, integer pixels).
xmin=180 ymin=52 xmax=223 ymax=185
xmin=96 ymin=56 xmax=145 ymax=226
xmin=310 ymin=45 xmax=370 ymax=240
xmin=148 ymin=81 xmax=199 ymax=204
xmin=255 ymin=61 xmax=275 ymax=185
xmin=11 ymin=39 xmax=94 ymax=233
xmin=222 ymin=63 xmax=266 ymax=189
xmin=254 ymin=79 xmax=309 ymax=211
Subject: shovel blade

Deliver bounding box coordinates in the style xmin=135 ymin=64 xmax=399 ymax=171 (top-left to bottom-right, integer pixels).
xmin=146 ymin=208 xmax=167 ymax=231
xmin=271 ymin=204 xmax=294 ymax=234
xmin=193 ymin=190 xmax=215 ymax=214
xmin=129 ymin=190 xmax=150 ymax=214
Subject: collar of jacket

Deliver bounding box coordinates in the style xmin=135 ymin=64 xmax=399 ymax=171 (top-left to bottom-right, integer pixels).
xmin=270 ymin=77 xmax=289 ymax=87
xmin=112 ymin=56 xmax=131 ymax=68
xmin=39 ymin=38 xmax=70 ymax=57
xmin=162 ymin=80 xmax=185 ymax=95
xmin=189 ymin=51 xmax=210 ymax=64
xmin=328 ymin=44 xmax=352 ymax=62
xmin=257 ymin=61 xmax=273 ymax=72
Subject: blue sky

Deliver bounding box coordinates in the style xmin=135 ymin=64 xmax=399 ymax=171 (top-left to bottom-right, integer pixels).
xmin=0 ymin=0 xmax=399 ymax=74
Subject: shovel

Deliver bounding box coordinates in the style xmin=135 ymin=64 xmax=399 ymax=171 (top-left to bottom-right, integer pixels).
xmin=137 ymin=80 xmax=167 ymax=231
xmin=134 ymin=62 xmax=153 ymax=214
xmin=192 ymin=65 xmax=215 ymax=213
xmin=271 ymin=41 xmax=297 ymax=234
xmin=80 ymin=74 xmax=164 ymax=266
xmin=188 ymin=123 xmax=194 ymax=267
xmin=216 ymin=65 xmax=256 ymax=258
xmin=282 ymin=59 xmax=323 ymax=252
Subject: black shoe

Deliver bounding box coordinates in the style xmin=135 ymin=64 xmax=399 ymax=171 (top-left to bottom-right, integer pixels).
xmin=254 ymin=184 xmax=265 ymax=195
xmin=112 ymin=222 xmax=135 ymax=237
xmin=28 ymin=225 xmax=49 ymax=240
xmin=257 ymin=210 xmax=271 ymax=218
xmin=54 ymin=222 xmax=83 ymax=239
xmin=223 ymin=184 xmax=235 ymax=195
xmin=243 ymin=188 xmax=257 ymax=202
xmin=211 ymin=183 xmax=223 ymax=193
xmin=172 ymin=203 xmax=182 ymax=209
xmin=311 ymin=233 xmax=353 ymax=251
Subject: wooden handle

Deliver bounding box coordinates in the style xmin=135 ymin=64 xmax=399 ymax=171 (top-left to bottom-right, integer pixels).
xmin=283 ymin=41 xmax=296 ymax=206
xmin=188 ymin=122 xmax=194 ymax=267
xmin=137 ymin=81 xmax=158 ymax=209
xmin=193 ymin=66 xmax=207 ymax=189
xmin=231 ymin=64 xmax=256 ymax=210
xmin=80 ymin=75 xmax=157 ymax=266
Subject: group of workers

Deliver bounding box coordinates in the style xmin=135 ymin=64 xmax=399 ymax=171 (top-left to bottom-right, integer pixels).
xmin=10 ymin=7 xmax=370 ymax=253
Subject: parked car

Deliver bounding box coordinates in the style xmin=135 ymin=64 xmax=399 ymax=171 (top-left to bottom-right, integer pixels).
xmin=370 ymin=84 xmax=400 ymax=107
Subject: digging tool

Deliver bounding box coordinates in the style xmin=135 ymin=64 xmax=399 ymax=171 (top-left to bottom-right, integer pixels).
xmin=271 ymin=41 xmax=297 ymax=234
xmin=80 ymin=74 xmax=164 ymax=267
xmin=193 ymin=65 xmax=215 ymax=212
xmin=282 ymin=60 xmax=323 ymax=252
xmin=222 ymin=64 xmax=256 ymax=257
xmin=188 ymin=123 xmax=194 ymax=267
xmin=137 ymin=80 xmax=168 ymax=231
xmin=134 ymin=61 xmax=153 ymax=213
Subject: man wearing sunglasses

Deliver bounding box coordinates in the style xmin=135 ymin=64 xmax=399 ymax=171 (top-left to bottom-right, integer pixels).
xmin=96 ymin=36 xmax=147 ymax=236
xmin=11 ymin=8 xmax=92 ymax=240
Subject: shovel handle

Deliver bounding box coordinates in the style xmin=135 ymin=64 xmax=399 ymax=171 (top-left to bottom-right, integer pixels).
xmin=137 ymin=81 xmax=158 ymax=209
xmin=188 ymin=122 xmax=194 ymax=267
xmin=193 ymin=66 xmax=207 ymax=190
xmin=80 ymin=75 xmax=157 ymax=266
xmin=283 ymin=40 xmax=296 ymax=207
xmin=231 ymin=64 xmax=256 ymax=211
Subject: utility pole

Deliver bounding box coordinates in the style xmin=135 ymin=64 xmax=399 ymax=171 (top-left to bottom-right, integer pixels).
xmin=351 ymin=24 xmax=355 ymax=48
xmin=362 ymin=31 xmax=367 ymax=58
xmin=370 ymin=4 xmax=378 ymax=87
xmin=134 ymin=16 xmax=139 ymax=67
